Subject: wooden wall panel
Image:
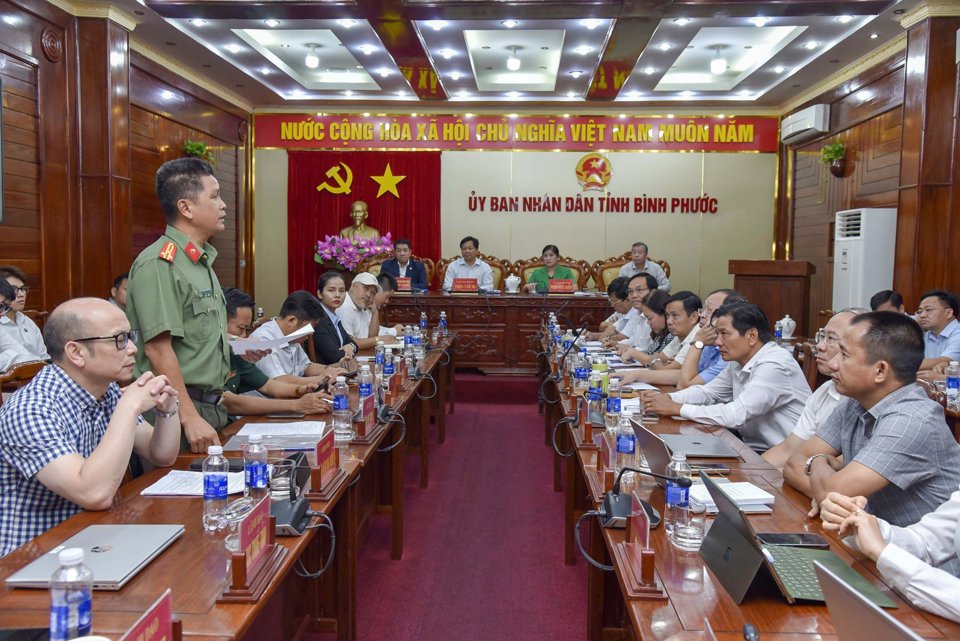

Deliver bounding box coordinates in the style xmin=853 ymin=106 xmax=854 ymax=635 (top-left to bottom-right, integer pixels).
xmin=790 ymin=107 xmax=902 ymax=332
xmin=128 ymin=104 xmax=243 ymax=288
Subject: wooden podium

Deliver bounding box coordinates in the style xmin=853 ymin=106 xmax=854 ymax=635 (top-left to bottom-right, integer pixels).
xmin=728 ymin=260 xmax=815 ymax=337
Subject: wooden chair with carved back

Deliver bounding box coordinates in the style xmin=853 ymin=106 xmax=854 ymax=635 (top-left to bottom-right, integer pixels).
xmin=1 ymin=360 xmax=48 ymax=405
xmin=23 ymin=309 xmax=49 ymax=331
xmin=817 ymin=309 xmax=835 ymax=333
xmin=792 ymin=341 xmax=819 ymax=392
xmin=437 ymin=252 xmax=510 ymax=290
xmin=515 ymin=255 xmax=591 ymax=291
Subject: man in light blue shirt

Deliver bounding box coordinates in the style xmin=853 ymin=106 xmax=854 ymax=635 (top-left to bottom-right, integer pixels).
xmin=442 ymin=236 xmax=494 ymax=292
xmin=915 ymin=289 xmax=960 ymax=371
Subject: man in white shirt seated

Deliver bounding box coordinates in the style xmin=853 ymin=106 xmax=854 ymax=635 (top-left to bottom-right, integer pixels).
xmin=0 ymin=265 xmax=50 ymax=369
xmin=616 ymin=242 xmax=670 ymax=291
xmin=587 ymin=277 xmax=632 ymax=340
xmin=761 ymin=309 xmax=859 ymax=469
xmin=0 ymin=280 xmax=25 ymax=373
xmin=641 ymin=302 xmax=810 ymax=451
xmin=250 ymin=291 xmax=334 ymax=385
xmin=617 ymin=291 xmax=702 ymax=386
xmin=442 ymin=236 xmax=493 ymax=292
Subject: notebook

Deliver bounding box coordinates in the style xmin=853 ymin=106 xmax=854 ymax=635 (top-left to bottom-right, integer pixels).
xmin=6 ymin=524 xmax=184 ymax=590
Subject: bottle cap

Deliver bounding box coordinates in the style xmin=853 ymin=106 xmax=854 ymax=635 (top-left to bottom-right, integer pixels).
xmin=385 ymin=348 xmax=393 ymax=354
xmin=208 ymin=445 xmax=224 ymax=455
xmin=336 ymin=376 xmax=346 ymax=383
xmin=361 ymin=365 xmax=371 ymax=371
xmin=248 ymin=434 xmax=262 ymax=444
xmin=671 ymin=451 xmax=687 ymax=460
xmin=58 ymin=548 xmax=84 ymax=565
xmin=376 ymin=341 xmax=384 ymax=347
xmin=621 ymin=410 xmax=633 ymax=418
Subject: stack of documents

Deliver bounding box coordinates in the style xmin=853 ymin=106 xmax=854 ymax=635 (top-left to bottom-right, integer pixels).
xmin=142 ymin=470 xmax=245 ymax=496
xmin=690 ymin=479 xmax=775 ymax=514
xmin=229 ymin=323 xmax=313 ymax=355
xmin=222 ymin=421 xmax=328 ymax=451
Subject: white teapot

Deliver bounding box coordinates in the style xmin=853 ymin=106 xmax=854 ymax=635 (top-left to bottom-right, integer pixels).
xmin=505 ymin=274 xmax=521 ymax=293
xmin=779 ymin=314 xmax=796 ymax=340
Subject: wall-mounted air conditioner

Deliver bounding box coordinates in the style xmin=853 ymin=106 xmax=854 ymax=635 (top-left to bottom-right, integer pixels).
xmin=780 ymin=104 xmax=830 ymax=145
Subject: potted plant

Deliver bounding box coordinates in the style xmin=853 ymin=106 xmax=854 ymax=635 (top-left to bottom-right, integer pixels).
xmin=820 ymin=139 xmax=846 ymax=178
xmin=183 ymin=139 xmax=216 ymax=166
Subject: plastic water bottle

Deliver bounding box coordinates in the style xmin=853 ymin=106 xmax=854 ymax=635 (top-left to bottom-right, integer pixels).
xmin=574 ymin=347 xmax=590 ymax=392
xmin=947 ymin=361 xmax=960 ymax=411
xmin=605 ymin=378 xmax=621 ymax=430
xmin=332 ymin=376 xmax=354 ymax=442
xmin=616 ymin=412 xmax=637 ymax=483
xmin=244 ymin=435 xmax=268 ymax=501
xmin=358 ymin=365 xmax=373 ymax=400
xmin=562 ymin=329 xmax=574 ymax=352
xmin=49 ymin=548 xmax=93 ymax=641
xmin=202 ymin=445 xmax=229 ymax=532
xmin=439 ymin=311 xmax=448 ymax=337
xmin=587 ymin=372 xmax=604 ymax=426
xmin=664 ymin=452 xmax=692 ymax=534
xmin=419 ymin=311 xmax=428 ymax=333
xmin=403 ymin=325 xmax=414 ymax=347
xmin=774 ymin=321 xmax=783 ymax=345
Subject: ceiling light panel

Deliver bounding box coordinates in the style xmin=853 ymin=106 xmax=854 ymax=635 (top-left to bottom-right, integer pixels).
xmin=464 ymin=30 xmax=563 ymax=92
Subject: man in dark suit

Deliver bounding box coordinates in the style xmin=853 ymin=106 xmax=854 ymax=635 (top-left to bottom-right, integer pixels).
xmin=380 ymin=238 xmax=428 ymax=291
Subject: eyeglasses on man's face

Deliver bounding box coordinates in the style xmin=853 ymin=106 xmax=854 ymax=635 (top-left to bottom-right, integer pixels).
xmin=74 ymin=329 xmax=140 ymax=350
xmin=14 ymin=285 xmax=29 ymax=295
xmin=815 ymin=329 xmax=840 ymax=346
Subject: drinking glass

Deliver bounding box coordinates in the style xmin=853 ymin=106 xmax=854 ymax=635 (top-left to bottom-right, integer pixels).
xmin=671 ymin=498 xmax=707 ymax=552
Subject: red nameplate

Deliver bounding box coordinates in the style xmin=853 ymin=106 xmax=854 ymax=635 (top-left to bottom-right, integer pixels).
xmin=548 ymin=279 xmax=575 ymax=294
xmin=629 ymin=492 xmax=651 ymax=548
xmin=315 ymin=429 xmax=339 ymax=486
xmin=240 ymin=497 xmax=270 ymax=577
xmin=120 ymin=588 xmax=172 ymax=641
xmin=394 ymin=276 xmax=412 ymax=291
xmin=361 ymin=394 xmax=375 ymax=435
xmin=452 ymin=277 xmax=478 ymax=292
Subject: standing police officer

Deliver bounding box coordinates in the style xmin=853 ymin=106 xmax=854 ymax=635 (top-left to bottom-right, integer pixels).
xmin=126 ymin=158 xmax=232 ymax=453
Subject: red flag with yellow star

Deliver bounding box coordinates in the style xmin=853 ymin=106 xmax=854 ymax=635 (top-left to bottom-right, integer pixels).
xmin=287 ymin=150 xmax=441 ymax=292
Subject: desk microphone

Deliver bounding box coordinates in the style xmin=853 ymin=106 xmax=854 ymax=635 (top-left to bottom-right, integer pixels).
xmin=600 ymin=466 xmax=692 ymax=530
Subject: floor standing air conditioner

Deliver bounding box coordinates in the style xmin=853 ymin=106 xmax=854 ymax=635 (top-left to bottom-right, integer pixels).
xmin=832 ymin=208 xmax=897 ymax=310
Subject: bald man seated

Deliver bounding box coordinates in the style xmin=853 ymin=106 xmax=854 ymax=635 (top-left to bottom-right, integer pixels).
xmin=0 ymin=298 xmax=181 ymax=557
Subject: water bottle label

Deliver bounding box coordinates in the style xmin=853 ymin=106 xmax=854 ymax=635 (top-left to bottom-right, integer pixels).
xmin=588 ymin=385 xmax=602 ymax=400
xmin=50 ymin=595 xmax=91 ymax=640
xmin=204 ymin=473 xmax=228 ymax=499
xmin=334 ymin=394 xmax=349 ymax=411
xmin=412 ymin=336 xmax=421 ymax=346
xmin=375 ymin=353 xmax=384 ymax=365
xmin=404 ymin=335 xmax=413 ymax=346
xmin=606 ymin=397 xmax=621 ymax=414
xmin=245 ymin=462 xmax=268 ymax=489
xmin=616 ymin=434 xmax=636 ymax=455
xmin=384 ymin=363 xmax=395 ymax=375
xmin=665 ymin=481 xmax=689 ymax=508
xmin=563 ymin=339 xmax=573 ymax=350
xmin=359 ymin=382 xmax=373 ymax=398
xmin=948 ymin=377 xmax=960 ymax=390
xmin=575 ymin=366 xmax=589 ymax=380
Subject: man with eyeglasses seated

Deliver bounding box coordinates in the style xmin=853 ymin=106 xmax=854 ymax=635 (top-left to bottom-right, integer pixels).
xmin=676 ymin=289 xmax=745 ymax=390
xmin=0 ymin=280 xmax=26 ymax=373
xmin=586 ymin=277 xmax=632 ymax=341
xmin=0 ymin=298 xmax=180 ymax=557
xmin=761 ymin=310 xmax=860 ymax=470
xmin=615 ymin=291 xmax=702 ymax=386
xmin=913 ymin=289 xmax=960 ymax=374
xmin=641 ymin=302 xmax=810 ymax=452
xmin=596 ymin=273 xmax=657 ymax=349
xmin=0 ymin=265 xmax=50 ymax=368
xmin=783 ymin=312 xmax=960 ymax=531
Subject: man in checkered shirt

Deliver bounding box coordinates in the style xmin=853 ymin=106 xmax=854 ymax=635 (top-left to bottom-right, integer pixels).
xmin=0 ymin=298 xmax=181 ymax=557
xmin=784 ymin=311 xmax=960 ymax=533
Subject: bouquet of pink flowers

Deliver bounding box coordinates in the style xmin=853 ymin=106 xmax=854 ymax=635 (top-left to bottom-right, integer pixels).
xmin=314 ymin=233 xmax=394 ymax=271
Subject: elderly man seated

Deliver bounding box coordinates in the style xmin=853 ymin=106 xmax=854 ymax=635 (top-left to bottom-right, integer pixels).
xmin=641 ymin=302 xmax=809 ymax=452
xmin=0 ymin=298 xmax=181 ymax=557
xmin=784 ymin=312 xmax=960 ymax=529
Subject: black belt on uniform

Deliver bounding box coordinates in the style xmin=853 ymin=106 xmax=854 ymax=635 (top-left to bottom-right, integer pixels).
xmin=185 ymin=386 xmax=224 ymax=406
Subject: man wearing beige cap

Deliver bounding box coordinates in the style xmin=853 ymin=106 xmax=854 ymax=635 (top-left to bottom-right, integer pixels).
xmin=336 ymin=272 xmax=401 ymax=349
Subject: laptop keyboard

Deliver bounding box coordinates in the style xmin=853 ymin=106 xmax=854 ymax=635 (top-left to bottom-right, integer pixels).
xmin=763 ymin=544 xmax=824 ymax=602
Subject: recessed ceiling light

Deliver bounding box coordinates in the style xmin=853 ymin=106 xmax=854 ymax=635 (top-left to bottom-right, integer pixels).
xmin=739 ymin=89 xmax=753 ymax=96
xmin=363 ymin=112 xmax=370 ymax=117
xmin=264 ymin=19 xmax=280 ymax=27
xmin=378 ymin=68 xmax=391 ymax=77
xmin=581 ymin=19 xmax=603 ymax=29
xmin=338 ymin=19 xmax=357 ymax=28
xmin=507 ymin=112 xmax=518 ymax=117
xmin=679 ymin=90 xmax=695 ymax=97
xmin=570 ymin=70 xmax=583 ymax=78
xmin=506 ymin=46 xmax=521 ymax=71
xmin=803 ymin=41 xmax=820 ymax=50
xmin=397 ymin=90 xmax=407 ymax=96
xmin=458 ymin=90 xmax=471 ymax=97
xmin=426 ymin=20 xmax=447 ymax=31
xmin=749 ymin=17 xmax=770 ymax=27
xmin=618 ymin=114 xmax=626 ymax=118
xmin=344 ymin=90 xmax=354 ymax=96
xmin=566 ymin=91 xmax=577 ymax=98
xmin=574 ymin=45 xmax=593 ymax=55
xmin=450 ymin=71 xmax=462 ymax=80
xmin=290 ymin=89 xmax=304 ymax=97
xmin=507 ymin=92 xmax=520 ymax=99
xmin=667 ymin=113 xmax=674 ymax=118
xmin=870 ymin=32 xmax=879 ymax=39
xmin=563 ymin=113 xmax=570 ymax=118
xmin=160 ymin=90 xmax=175 ymax=100
xmin=305 ymin=45 xmax=320 ymax=69
xmin=501 ymin=20 xmax=518 ymax=28
xmin=773 ymin=65 xmax=785 ymax=73
xmin=1 ymin=15 xmax=17 ymax=25
xmin=359 ymin=44 xmax=376 ymax=55
xmin=716 ymin=114 xmax=725 ymax=119
xmin=628 ymin=90 xmax=642 ymax=97
xmin=836 ymin=15 xmax=854 ymax=23
xmin=224 ymin=44 xmax=243 ymax=54
xmin=673 ymin=18 xmax=690 ymax=26
xmin=439 ymin=49 xmax=455 ymax=59
xmin=189 ymin=18 xmax=206 ymax=27
xmin=259 ymin=67 xmax=271 ymax=75
xmin=657 ymin=42 xmax=673 ymax=51
xmin=643 ymin=66 xmax=656 ymax=75
xmin=279 ymin=43 xmax=290 ymax=48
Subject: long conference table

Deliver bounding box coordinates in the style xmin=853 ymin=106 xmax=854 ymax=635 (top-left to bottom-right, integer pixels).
xmin=542 ymin=365 xmax=960 ymax=641
xmin=0 ymin=334 xmax=457 ymax=641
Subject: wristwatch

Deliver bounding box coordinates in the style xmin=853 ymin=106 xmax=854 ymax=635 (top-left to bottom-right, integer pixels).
xmin=804 ymin=453 xmax=829 ymax=476
xmin=693 ymin=340 xmax=705 ymax=350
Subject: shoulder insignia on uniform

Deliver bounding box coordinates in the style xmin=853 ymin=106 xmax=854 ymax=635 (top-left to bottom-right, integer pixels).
xmin=184 ymin=242 xmax=203 ymax=264
xmin=158 ymin=242 xmax=177 ymax=262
